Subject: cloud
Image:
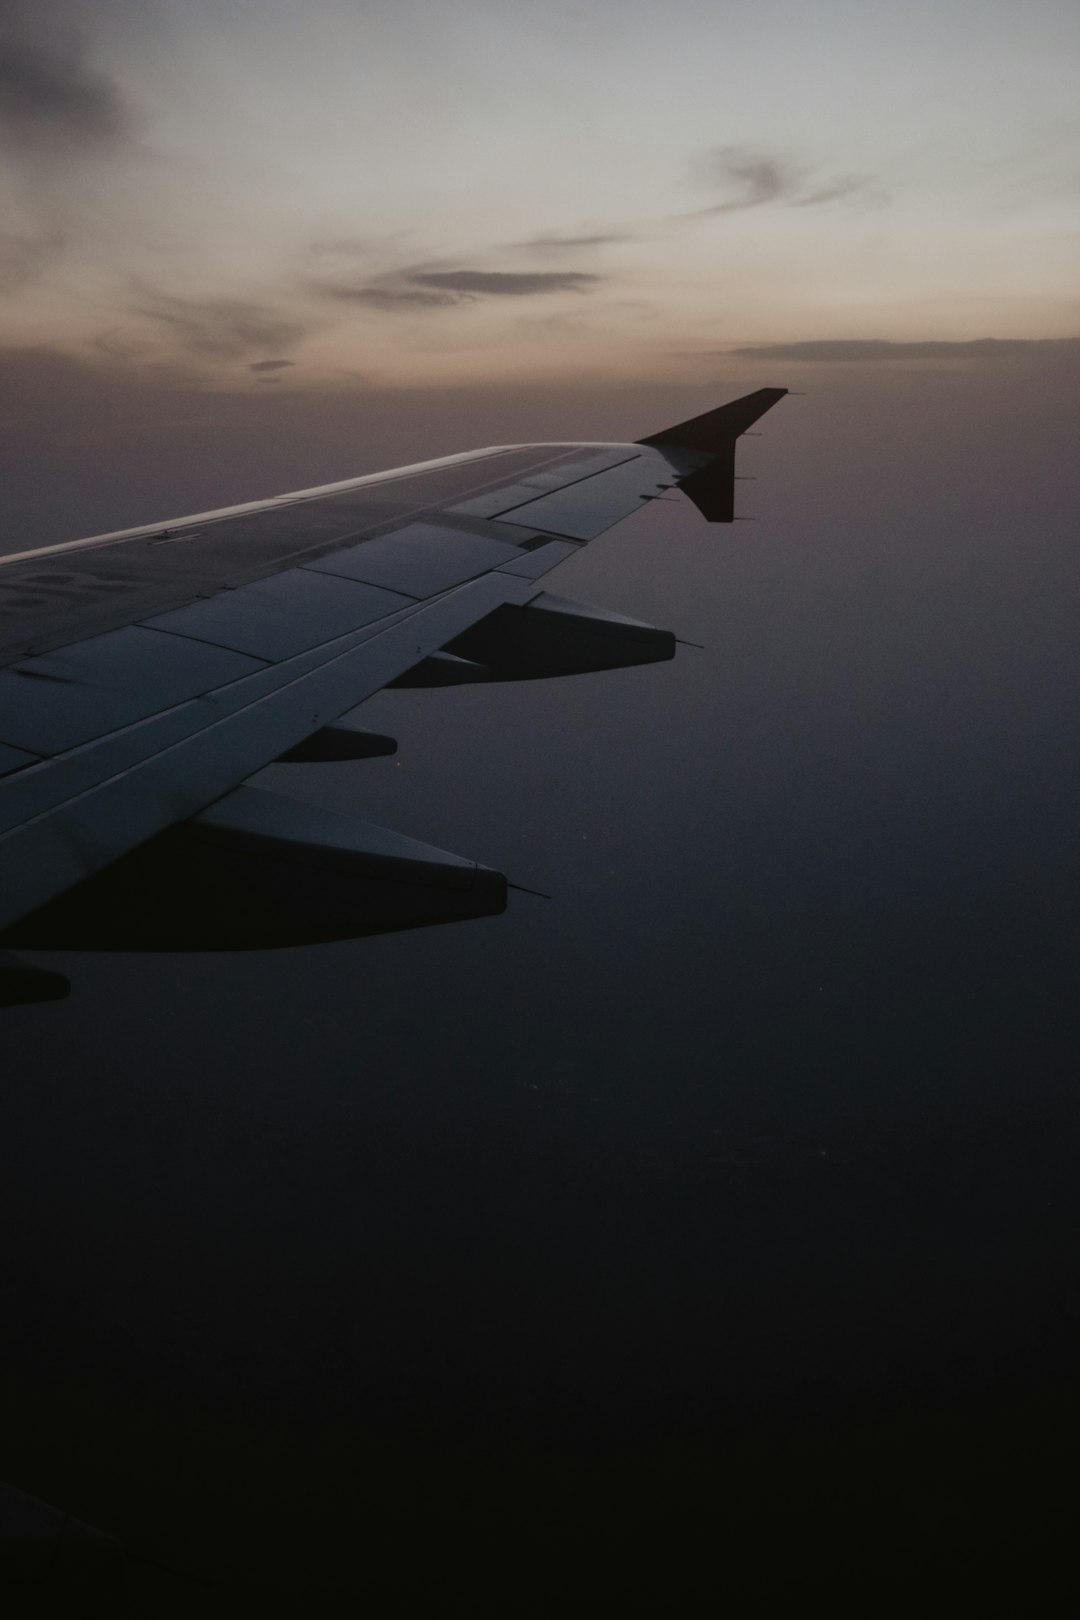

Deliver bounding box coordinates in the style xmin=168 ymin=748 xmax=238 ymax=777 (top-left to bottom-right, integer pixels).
xmin=411 ymin=269 xmax=601 ymax=296
xmin=697 ymin=146 xmax=800 ymax=212
xmin=304 ymin=233 xmax=422 ymax=273
xmin=248 ymin=358 xmax=296 ymax=373
xmin=692 ymin=144 xmax=883 ymax=215
xmin=311 ymin=266 xmax=604 ymax=313
xmin=0 ymin=226 xmax=64 ymax=291
xmin=0 ymin=33 xmax=130 ymax=154
xmin=512 ymin=231 xmax=634 ymax=251
xmin=132 ymin=291 xmax=312 ymax=360
xmin=728 ymin=338 xmax=1078 ymax=362
xmin=307 ymin=237 xmax=371 ymax=259
xmin=315 ymin=282 xmax=463 ymax=311
xmin=792 ymin=175 xmax=880 ymax=207
xmin=0 ymin=15 xmax=135 ymax=292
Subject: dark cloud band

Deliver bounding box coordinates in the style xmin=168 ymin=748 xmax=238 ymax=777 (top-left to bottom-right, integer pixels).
xmin=729 ymin=338 xmax=1070 ymax=362
xmin=316 ymin=283 xmax=462 ymax=310
xmin=410 ymin=269 xmax=601 ymax=296
xmin=312 ymin=266 xmax=604 ymax=313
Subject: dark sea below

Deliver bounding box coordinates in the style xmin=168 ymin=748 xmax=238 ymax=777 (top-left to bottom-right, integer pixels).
xmin=4 ymin=369 xmax=1080 ymax=1611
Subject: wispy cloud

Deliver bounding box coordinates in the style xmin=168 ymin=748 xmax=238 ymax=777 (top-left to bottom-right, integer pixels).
xmin=132 ymin=290 xmax=312 ymax=359
xmin=248 ymin=358 xmax=295 ymax=373
xmin=728 ymin=337 xmax=1076 ymax=361
xmin=307 ymin=237 xmax=371 ymax=260
xmin=0 ymin=226 xmax=65 ymax=292
xmin=792 ymin=175 xmax=879 ymax=207
xmin=691 ymin=144 xmax=883 ymax=215
xmin=696 ymin=146 xmax=800 ymax=211
xmin=511 ymin=231 xmax=635 ymax=252
xmin=0 ymin=31 xmax=131 ymax=155
xmin=0 ymin=11 xmax=137 ymax=292
xmin=315 ymin=282 xmax=462 ymax=311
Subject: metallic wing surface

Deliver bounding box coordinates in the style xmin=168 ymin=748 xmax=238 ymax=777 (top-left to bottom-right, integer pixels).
xmin=0 ymin=387 xmax=786 ymax=1001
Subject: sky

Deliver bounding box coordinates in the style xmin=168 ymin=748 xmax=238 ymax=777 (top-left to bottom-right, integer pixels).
xmin=1 ymin=0 xmax=1078 ymax=411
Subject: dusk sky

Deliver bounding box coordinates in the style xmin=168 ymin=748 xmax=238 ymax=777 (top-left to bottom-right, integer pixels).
xmin=1 ymin=0 xmax=1078 ymax=400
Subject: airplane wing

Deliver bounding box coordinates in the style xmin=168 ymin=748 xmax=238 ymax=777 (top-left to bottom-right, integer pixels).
xmin=0 ymin=387 xmax=786 ymax=1003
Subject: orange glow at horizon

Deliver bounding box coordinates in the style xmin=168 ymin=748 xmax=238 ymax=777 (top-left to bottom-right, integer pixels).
xmin=1 ymin=0 xmax=1077 ymax=392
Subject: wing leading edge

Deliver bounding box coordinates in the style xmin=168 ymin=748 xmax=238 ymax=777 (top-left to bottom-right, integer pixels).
xmin=0 ymin=387 xmax=787 ymax=1001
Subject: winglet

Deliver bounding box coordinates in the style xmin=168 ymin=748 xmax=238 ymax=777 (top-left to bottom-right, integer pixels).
xmin=637 ymin=387 xmax=787 ymax=523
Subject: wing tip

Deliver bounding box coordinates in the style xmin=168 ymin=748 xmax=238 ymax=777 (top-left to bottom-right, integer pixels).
xmin=637 ymin=386 xmax=788 ymax=453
